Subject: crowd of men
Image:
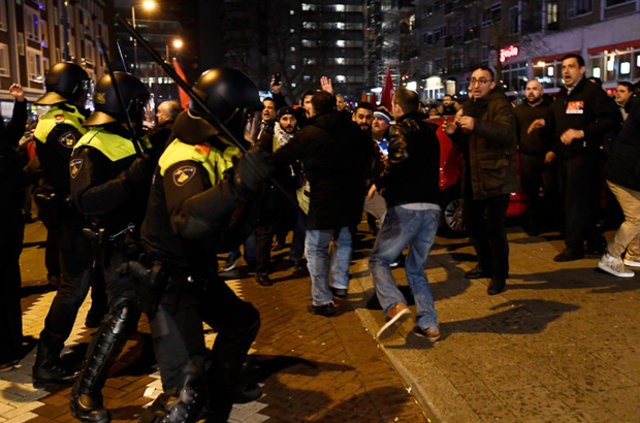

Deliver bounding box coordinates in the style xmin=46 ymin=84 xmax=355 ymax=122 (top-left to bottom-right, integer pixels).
xmin=0 ymin=52 xmax=639 ymax=422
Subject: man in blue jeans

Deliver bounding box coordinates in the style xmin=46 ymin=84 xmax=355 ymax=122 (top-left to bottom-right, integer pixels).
xmin=275 ymin=91 xmax=370 ymax=316
xmin=369 ymin=88 xmax=442 ymax=341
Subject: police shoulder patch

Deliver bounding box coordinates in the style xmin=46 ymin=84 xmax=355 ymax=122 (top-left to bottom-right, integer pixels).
xmin=69 ymin=159 xmax=83 ymax=179
xmin=59 ymin=131 xmax=77 ymax=149
xmin=172 ymin=166 xmax=197 ymax=187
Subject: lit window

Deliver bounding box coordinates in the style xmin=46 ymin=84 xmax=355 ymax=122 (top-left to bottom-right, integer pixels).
xmin=592 ymin=67 xmax=601 ymax=78
xmin=334 ymin=5 xmax=345 ymax=12
xmin=621 ymin=61 xmax=630 ymax=74
xmin=336 ymin=40 xmax=345 ymax=47
xmin=0 ymin=43 xmax=10 ymax=76
xmin=290 ymin=65 xmax=296 ymax=70
xmin=607 ymin=58 xmax=614 ymax=71
xmin=289 ymin=9 xmax=294 ymax=15
xmin=335 ymin=58 xmax=345 ymax=65
xmin=335 ymin=75 xmax=346 ymax=83
xmin=290 ymin=46 xmax=296 ymax=52
xmin=547 ymin=66 xmax=554 ymax=76
xmin=27 ymin=48 xmax=43 ymax=82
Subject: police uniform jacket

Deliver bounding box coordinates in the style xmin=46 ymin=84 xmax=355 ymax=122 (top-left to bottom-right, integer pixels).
xmin=141 ymin=112 xmax=249 ymax=273
xmin=69 ymin=124 xmax=149 ymax=234
xmin=551 ymin=77 xmax=619 ymax=159
xmin=33 ymin=103 xmax=88 ymax=199
xmin=451 ymin=90 xmax=519 ymax=200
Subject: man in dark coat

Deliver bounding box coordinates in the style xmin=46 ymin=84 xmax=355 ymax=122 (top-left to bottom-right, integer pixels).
xmin=274 ymin=90 xmax=370 ymax=316
xmin=445 ymin=66 xmax=519 ymax=295
xmin=531 ymin=54 xmax=619 ymax=262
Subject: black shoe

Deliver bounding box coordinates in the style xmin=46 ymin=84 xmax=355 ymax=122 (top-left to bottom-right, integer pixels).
xmin=232 ymin=382 xmax=262 ymax=404
xmin=32 ymin=361 xmax=77 ymax=389
xmin=554 ymin=248 xmax=584 ymax=262
xmin=307 ymin=303 xmax=335 ymax=317
xmin=71 ymin=392 xmax=110 ymax=423
xmin=586 ymin=237 xmax=606 ymax=256
xmin=487 ymin=278 xmax=506 ymax=295
xmin=255 ymin=273 xmax=272 ymax=286
xmin=330 ymin=287 xmax=348 ymax=298
xmin=465 ymin=265 xmax=490 ymax=279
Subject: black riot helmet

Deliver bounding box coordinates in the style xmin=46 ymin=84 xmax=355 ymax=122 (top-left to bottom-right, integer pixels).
xmin=84 ymin=71 xmax=150 ymax=127
xmin=190 ymin=67 xmax=261 ymax=143
xmin=35 ymin=62 xmax=91 ymax=105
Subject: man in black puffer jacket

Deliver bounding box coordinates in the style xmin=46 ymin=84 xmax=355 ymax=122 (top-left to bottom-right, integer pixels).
xmin=597 ymin=95 xmax=640 ymax=278
xmin=274 ymin=90 xmax=370 ymax=316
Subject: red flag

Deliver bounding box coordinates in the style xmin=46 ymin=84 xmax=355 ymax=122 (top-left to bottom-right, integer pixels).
xmin=380 ymin=67 xmax=395 ymax=110
xmin=172 ymin=57 xmax=190 ymax=110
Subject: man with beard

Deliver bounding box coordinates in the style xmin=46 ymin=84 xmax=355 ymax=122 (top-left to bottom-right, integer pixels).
xmin=515 ymin=80 xmax=557 ymax=235
xmin=352 ymin=102 xmax=374 ymax=132
xmin=365 ymin=108 xmax=392 ymax=235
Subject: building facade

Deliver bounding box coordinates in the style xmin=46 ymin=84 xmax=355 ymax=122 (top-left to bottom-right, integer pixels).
xmin=411 ymin=0 xmax=640 ymax=102
xmin=0 ymin=0 xmax=112 ymax=115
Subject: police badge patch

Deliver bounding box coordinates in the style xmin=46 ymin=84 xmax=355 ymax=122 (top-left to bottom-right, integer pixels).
xmin=69 ymin=159 xmax=83 ymax=179
xmin=59 ymin=131 xmax=77 ymax=148
xmin=173 ymin=166 xmax=196 ymax=186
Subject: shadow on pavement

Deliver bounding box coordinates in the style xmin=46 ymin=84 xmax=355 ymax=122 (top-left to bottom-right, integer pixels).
xmin=510 ymin=267 xmax=640 ymax=294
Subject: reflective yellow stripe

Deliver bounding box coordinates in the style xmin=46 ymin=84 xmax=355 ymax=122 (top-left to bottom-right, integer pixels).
xmin=33 ymin=106 xmax=87 ymax=143
xmin=73 ymin=128 xmax=138 ymax=161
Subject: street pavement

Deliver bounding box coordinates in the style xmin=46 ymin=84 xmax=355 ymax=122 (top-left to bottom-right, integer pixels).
xmin=2 ymin=220 xmax=640 ymax=422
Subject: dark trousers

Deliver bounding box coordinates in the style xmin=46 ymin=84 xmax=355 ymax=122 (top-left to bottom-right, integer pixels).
xmin=464 ymin=192 xmax=510 ymax=279
xmin=558 ymin=151 xmax=601 ymax=250
xmin=38 ymin=218 xmax=93 ymax=354
xmin=151 ymin=272 xmax=259 ymax=417
xmin=0 ymin=207 xmax=25 ymax=363
xmin=520 ymin=152 xmax=559 ymax=232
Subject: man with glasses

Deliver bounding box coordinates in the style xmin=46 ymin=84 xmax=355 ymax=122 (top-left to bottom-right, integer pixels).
xmin=444 ymin=66 xmax=519 ymax=295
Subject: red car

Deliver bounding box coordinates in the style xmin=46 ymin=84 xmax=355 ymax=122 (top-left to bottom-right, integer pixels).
xmin=430 ymin=116 xmax=526 ymax=236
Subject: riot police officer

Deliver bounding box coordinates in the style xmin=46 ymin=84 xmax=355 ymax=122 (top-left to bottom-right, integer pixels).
xmin=140 ymin=67 xmax=272 ymax=422
xmin=68 ymin=71 xmax=155 ymax=422
xmin=32 ymin=62 xmax=107 ymax=388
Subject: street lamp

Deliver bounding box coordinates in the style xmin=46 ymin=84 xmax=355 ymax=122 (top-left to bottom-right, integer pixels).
xmin=165 ymin=37 xmax=183 ymax=61
xmin=131 ymin=0 xmax=157 ymax=75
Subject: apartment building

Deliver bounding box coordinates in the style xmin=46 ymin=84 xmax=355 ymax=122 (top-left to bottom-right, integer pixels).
xmin=0 ymin=0 xmax=112 ymax=115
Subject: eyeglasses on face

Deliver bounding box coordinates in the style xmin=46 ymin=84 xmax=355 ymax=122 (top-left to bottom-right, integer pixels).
xmin=469 ymin=78 xmax=492 ymax=85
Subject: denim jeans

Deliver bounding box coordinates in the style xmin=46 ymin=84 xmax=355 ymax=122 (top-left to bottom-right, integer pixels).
xmin=305 ymin=227 xmax=352 ymax=306
xmin=369 ymin=205 xmax=440 ymax=331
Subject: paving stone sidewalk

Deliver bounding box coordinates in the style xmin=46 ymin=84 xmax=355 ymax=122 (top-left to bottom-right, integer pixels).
xmin=0 ymin=222 xmax=427 ymax=422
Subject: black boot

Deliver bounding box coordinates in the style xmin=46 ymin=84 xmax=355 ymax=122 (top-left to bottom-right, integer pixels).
xmin=32 ymin=342 xmax=77 ymax=389
xmin=157 ymin=376 xmax=204 ymax=423
xmin=71 ymin=298 xmax=140 ymax=422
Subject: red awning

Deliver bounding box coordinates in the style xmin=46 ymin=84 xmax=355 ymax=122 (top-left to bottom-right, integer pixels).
xmin=587 ymin=40 xmax=640 ymax=55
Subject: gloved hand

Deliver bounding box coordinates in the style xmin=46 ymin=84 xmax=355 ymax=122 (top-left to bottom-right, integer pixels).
xmin=125 ymin=155 xmax=155 ymax=189
xmin=234 ymin=148 xmax=274 ymax=192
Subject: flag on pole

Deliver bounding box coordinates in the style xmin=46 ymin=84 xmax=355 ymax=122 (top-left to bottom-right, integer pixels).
xmin=380 ymin=67 xmax=395 ymax=110
xmin=172 ymin=57 xmax=190 ymax=110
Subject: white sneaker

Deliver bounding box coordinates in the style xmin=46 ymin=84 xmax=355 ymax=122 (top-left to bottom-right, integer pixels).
xmin=377 ymin=303 xmax=411 ymax=340
xmin=598 ymin=253 xmax=635 ymax=278
xmin=623 ymin=255 xmax=640 ymax=268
